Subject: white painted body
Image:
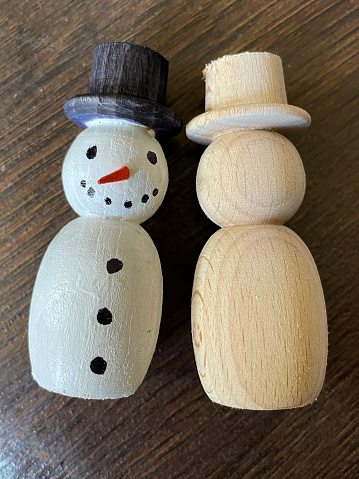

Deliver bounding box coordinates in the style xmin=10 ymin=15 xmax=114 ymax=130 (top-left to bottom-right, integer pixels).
xmin=29 ymin=119 xmax=168 ymax=399
xmin=29 ymin=217 xmax=162 ymax=398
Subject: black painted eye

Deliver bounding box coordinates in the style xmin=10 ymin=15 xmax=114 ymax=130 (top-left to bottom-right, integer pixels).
xmin=86 ymin=145 xmax=97 ymax=159
xmin=147 ymin=151 xmax=157 ymax=165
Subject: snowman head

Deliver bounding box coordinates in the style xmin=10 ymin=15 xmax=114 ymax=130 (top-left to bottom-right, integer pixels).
xmin=62 ymin=119 xmax=168 ymax=223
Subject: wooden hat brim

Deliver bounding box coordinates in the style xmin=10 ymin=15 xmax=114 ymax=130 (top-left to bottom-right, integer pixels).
xmin=64 ymin=95 xmax=182 ymax=138
xmin=186 ymin=104 xmax=311 ymax=145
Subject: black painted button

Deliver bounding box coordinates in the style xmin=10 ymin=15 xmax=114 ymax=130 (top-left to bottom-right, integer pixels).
xmin=97 ymin=308 xmax=113 ymax=325
xmin=124 ymin=201 xmax=132 ymax=208
xmin=107 ymin=258 xmax=123 ymax=274
xmin=90 ymin=357 xmax=107 ymax=374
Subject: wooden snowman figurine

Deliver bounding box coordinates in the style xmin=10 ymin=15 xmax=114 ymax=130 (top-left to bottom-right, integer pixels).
xmin=29 ymin=42 xmax=181 ymax=399
xmin=186 ymin=52 xmax=327 ymax=410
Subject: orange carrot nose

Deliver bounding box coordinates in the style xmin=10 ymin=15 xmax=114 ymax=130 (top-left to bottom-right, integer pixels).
xmin=97 ymin=166 xmax=130 ymax=184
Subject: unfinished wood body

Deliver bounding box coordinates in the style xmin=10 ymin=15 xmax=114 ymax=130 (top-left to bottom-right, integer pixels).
xmin=192 ymin=225 xmax=327 ymax=410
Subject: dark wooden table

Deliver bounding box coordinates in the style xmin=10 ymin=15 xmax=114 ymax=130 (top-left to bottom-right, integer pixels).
xmin=1 ymin=1 xmax=358 ymax=478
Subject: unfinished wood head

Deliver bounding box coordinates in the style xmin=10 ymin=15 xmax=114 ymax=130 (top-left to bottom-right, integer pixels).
xmin=196 ymin=130 xmax=306 ymax=227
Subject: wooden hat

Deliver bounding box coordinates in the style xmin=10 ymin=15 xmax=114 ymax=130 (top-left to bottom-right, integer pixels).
xmin=186 ymin=52 xmax=310 ymax=145
xmin=64 ymin=42 xmax=182 ymax=138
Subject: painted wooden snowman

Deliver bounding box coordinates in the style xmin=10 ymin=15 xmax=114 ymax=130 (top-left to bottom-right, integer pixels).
xmin=29 ymin=42 xmax=182 ymax=399
xmin=186 ymin=52 xmax=327 ymax=410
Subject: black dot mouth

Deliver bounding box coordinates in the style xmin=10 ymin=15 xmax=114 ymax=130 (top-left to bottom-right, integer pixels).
xmin=87 ymin=187 xmax=95 ymax=197
xmin=83 ymin=187 xmax=159 ymax=210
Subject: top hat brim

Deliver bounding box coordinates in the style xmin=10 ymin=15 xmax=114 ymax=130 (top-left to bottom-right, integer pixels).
xmin=64 ymin=94 xmax=182 ymax=138
xmin=186 ymin=103 xmax=311 ymax=145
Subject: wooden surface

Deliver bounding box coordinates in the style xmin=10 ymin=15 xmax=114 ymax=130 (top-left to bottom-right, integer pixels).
xmin=1 ymin=0 xmax=358 ymax=477
xmin=186 ymin=52 xmax=311 ymax=143
xmin=195 ymin=130 xmax=306 ymax=226
xmin=192 ymin=225 xmax=327 ymax=410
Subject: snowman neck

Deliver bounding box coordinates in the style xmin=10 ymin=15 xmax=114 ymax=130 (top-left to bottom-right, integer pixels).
xmin=85 ymin=117 xmax=155 ymax=137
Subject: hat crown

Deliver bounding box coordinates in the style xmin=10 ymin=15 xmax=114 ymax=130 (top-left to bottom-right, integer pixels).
xmin=88 ymin=42 xmax=168 ymax=105
xmin=204 ymin=52 xmax=288 ymax=112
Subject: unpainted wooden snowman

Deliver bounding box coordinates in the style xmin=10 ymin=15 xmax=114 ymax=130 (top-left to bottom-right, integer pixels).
xmin=29 ymin=43 xmax=182 ymax=399
xmin=186 ymin=52 xmax=327 ymax=410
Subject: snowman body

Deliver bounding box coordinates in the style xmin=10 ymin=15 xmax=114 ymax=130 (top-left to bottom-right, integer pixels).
xmin=29 ymin=119 xmax=168 ymax=399
xmin=191 ymin=129 xmax=327 ymax=410
xmin=187 ymin=51 xmax=327 ymax=410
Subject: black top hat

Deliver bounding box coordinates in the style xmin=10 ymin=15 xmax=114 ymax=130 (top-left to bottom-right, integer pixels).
xmin=64 ymin=42 xmax=182 ymax=138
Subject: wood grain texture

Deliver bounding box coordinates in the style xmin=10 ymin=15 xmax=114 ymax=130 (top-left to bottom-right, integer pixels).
xmin=186 ymin=52 xmax=311 ymax=145
xmin=196 ymin=130 xmax=306 ymax=226
xmin=189 ymin=52 xmax=327 ymax=410
xmin=64 ymin=42 xmax=182 ymax=136
xmin=87 ymin=42 xmax=168 ymax=102
xmin=192 ymin=225 xmax=327 ymax=409
xmin=204 ymin=53 xmax=288 ymax=110
xmin=1 ymin=0 xmax=358 ymax=478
